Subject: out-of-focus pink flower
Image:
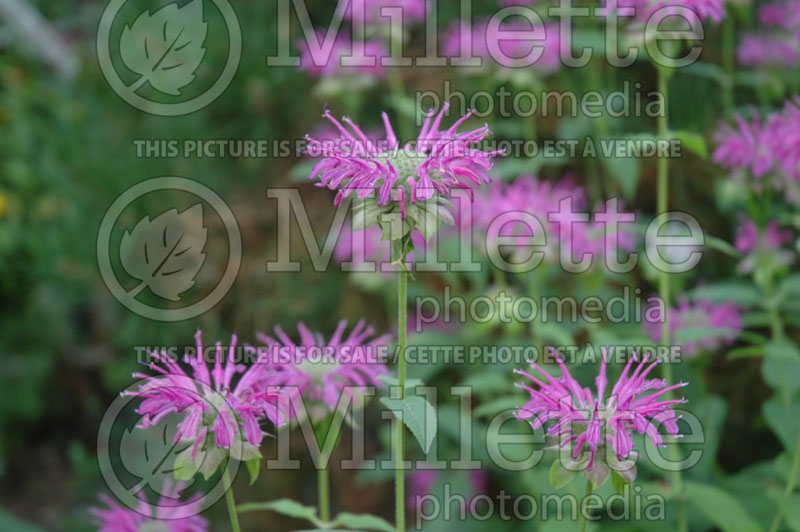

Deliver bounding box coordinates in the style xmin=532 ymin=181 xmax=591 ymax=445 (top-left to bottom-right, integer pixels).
xmin=256 ymin=321 xmax=390 ymax=413
xmin=766 ymin=97 xmax=800 ymax=182
xmin=737 ymin=34 xmax=800 ymax=68
xmin=473 ymin=176 xmax=636 ymax=264
xmin=607 ymin=0 xmax=726 ymax=24
xmin=733 ymin=215 xmax=794 ymax=274
xmin=92 ymin=481 xmax=207 ymax=532
xmin=473 ymin=175 xmax=587 ymax=262
xmin=346 ymin=0 xmax=428 ymax=25
xmin=129 ymin=331 xmax=286 ymax=459
xmin=713 ymin=111 xmax=775 ymax=179
xmin=298 ymin=31 xmax=388 ymax=78
xmin=306 ymin=104 xmax=502 ymax=224
xmin=442 ymin=19 xmax=563 ymax=73
xmin=644 ymin=298 xmax=742 ymax=357
xmin=407 ymin=469 xmax=489 ymax=512
xmin=514 ymin=349 xmax=687 ymax=477
xmin=758 ymin=0 xmax=800 ymax=30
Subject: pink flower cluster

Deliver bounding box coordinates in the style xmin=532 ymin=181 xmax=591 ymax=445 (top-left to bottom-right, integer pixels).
xmin=256 ymin=320 xmax=390 ymax=413
xmin=738 ymin=34 xmax=800 ymax=69
xmin=758 ymin=0 xmax=800 ymax=33
xmin=734 ymin=216 xmax=794 ymax=274
xmin=307 ymin=104 xmax=502 ymax=221
xmin=346 ymin=0 xmax=428 ymax=25
xmin=407 ymin=469 xmax=488 ymax=512
xmin=515 ymin=349 xmax=687 ymax=475
xmin=298 ymin=31 xmax=388 ymax=79
xmin=92 ymin=481 xmax=207 ymax=532
xmin=645 ymin=298 xmax=742 ymax=357
xmin=472 ymin=175 xmax=636 ymax=264
xmin=442 ymin=19 xmax=564 ymax=73
xmin=607 ymin=0 xmax=726 ymax=25
xmin=130 ymin=332 xmax=286 ymax=458
xmin=713 ymin=97 xmax=800 ymax=187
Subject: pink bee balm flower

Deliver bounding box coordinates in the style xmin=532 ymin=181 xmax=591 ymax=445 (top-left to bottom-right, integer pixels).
xmin=644 ymin=298 xmax=742 ymax=357
xmin=442 ymin=19 xmax=564 ymax=73
xmin=514 ymin=349 xmax=687 ymax=477
xmin=734 ymin=215 xmax=794 ymax=274
xmin=765 ymin=97 xmax=800 ymax=182
xmin=737 ymin=34 xmax=800 ymax=68
xmin=713 ymin=111 xmax=775 ymax=178
xmin=608 ymin=0 xmax=726 ymax=24
xmin=130 ymin=331 xmax=286 ymax=463
xmin=298 ymin=31 xmax=388 ymax=78
xmin=473 ymin=175 xmax=588 ymax=263
xmin=92 ymin=481 xmax=207 ymax=532
xmin=256 ymin=321 xmax=391 ymax=415
xmin=306 ymin=104 xmax=502 ymax=236
xmin=759 ymin=0 xmax=800 ymax=30
xmin=346 ymin=0 xmax=428 ymax=25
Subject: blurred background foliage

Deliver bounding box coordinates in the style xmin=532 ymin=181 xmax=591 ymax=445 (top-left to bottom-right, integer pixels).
xmin=0 ymin=0 xmax=799 ymax=530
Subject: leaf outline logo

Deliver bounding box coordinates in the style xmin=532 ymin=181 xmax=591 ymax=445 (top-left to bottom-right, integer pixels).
xmin=119 ymin=203 xmax=208 ymax=302
xmin=119 ymin=0 xmax=208 ymax=96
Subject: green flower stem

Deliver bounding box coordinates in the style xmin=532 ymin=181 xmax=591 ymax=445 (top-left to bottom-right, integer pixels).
xmin=318 ymin=454 xmax=331 ymax=524
xmin=223 ymin=466 xmax=242 ymax=532
xmin=317 ymin=409 xmax=345 ymax=524
xmin=769 ymin=432 xmax=800 ymax=532
xmin=394 ymin=242 xmax=409 ymax=532
xmin=722 ymin=14 xmax=735 ymax=118
xmin=580 ymin=480 xmax=593 ymax=532
xmin=656 ymin=65 xmax=688 ymax=532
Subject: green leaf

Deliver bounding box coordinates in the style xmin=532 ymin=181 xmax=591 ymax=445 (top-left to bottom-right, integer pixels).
xmin=611 ymin=471 xmax=629 ymax=496
xmin=690 ymin=282 xmax=762 ymax=307
xmin=332 ymin=512 xmax=396 ymax=532
xmin=377 ymin=374 xmax=423 ymax=389
xmin=246 ymin=457 xmax=260 ymax=486
xmin=380 ymin=395 xmax=437 ymax=454
xmin=600 ymin=152 xmax=640 ymax=200
xmin=671 ymin=129 xmax=708 ymax=159
xmin=778 ymin=494 xmax=800 ymax=532
xmin=549 ymin=459 xmax=578 ymax=489
xmin=763 ymin=340 xmax=800 ymax=395
xmin=685 ymin=482 xmax=765 ymax=532
xmin=763 ymin=397 xmax=800 ymax=450
xmin=237 ymin=499 xmax=321 ymax=527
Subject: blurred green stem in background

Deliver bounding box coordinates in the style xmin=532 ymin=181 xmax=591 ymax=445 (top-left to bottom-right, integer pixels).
xmin=655 ymin=63 xmax=687 ymax=532
xmin=223 ymin=466 xmax=242 ymax=532
xmin=722 ymin=14 xmax=735 ymax=118
xmin=317 ymin=408 xmax=345 ymax=524
xmin=393 ymin=240 xmax=409 ymax=532
xmin=769 ymin=434 xmax=800 ymax=532
xmin=580 ymin=480 xmax=593 ymax=532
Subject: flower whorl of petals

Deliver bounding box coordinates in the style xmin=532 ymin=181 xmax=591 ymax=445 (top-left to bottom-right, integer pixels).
xmin=306 ymin=104 xmax=503 ymax=240
xmin=514 ymin=349 xmax=687 ymax=482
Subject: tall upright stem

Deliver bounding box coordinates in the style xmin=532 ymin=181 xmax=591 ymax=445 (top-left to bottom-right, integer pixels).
xmin=316 ymin=408 xmax=345 ymax=524
xmin=319 ymin=457 xmax=331 ymax=523
xmin=580 ymin=480 xmax=594 ymax=532
xmin=394 ymin=243 xmax=408 ymax=532
xmin=223 ymin=466 xmax=242 ymax=532
xmin=722 ymin=14 xmax=735 ymax=118
xmin=769 ymin=433 xmax=800 ymax=532
xmin=656 ymin=65 xmax=687 ymax=532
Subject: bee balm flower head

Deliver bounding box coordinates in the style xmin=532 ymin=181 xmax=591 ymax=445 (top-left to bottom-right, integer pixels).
xmin=256 ymin=320 xmax=390 ymax=421
xmin=514 ymin=348 xmax=687 ymax=486
xmin=306 ymin=104 xmax=503 ymax=241
xmin=129 ymin=331 xmax=287 ymax=476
